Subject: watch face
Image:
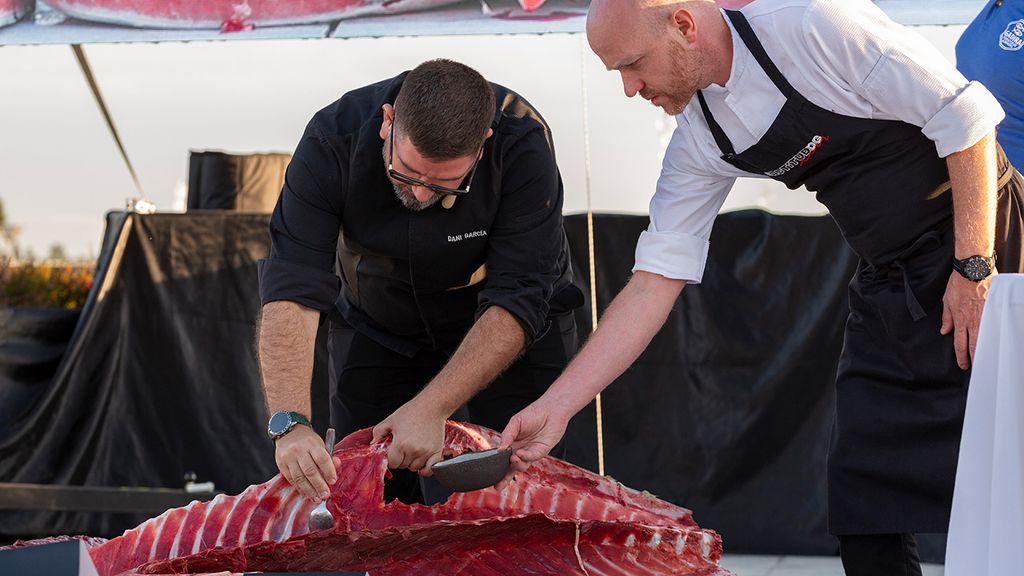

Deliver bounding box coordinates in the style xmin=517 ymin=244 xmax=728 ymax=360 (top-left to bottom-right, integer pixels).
xmin=963 ymin=257 xmax=992 ymax=281
xmin=268 ymin=411 xmax=293 ymax=437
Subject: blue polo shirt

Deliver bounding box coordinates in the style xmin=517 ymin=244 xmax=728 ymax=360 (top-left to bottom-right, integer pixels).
xmin=957 ymin=0 xmax=1024 ymax=170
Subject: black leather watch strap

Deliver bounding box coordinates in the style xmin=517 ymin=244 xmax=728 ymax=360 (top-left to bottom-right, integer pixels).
xmin=952 ymin=254 xmax=996 ymax=282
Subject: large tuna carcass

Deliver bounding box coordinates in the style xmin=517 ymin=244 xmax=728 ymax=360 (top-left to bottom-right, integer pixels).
xmin=44 ymin=0 xmax=551 ymax=29
xmin=0 ymin=0 xmax=32 ymax=27
xmin=21 ymin=422 xmax=735 ymax=575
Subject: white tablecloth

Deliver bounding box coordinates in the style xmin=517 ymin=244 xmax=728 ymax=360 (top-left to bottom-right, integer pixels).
xmin=946 ymin=273 xmax=1024 ymax=576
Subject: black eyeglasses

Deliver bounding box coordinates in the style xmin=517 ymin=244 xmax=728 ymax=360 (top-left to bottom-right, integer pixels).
xmin=387 ymin=128 xmax=480 ymax=197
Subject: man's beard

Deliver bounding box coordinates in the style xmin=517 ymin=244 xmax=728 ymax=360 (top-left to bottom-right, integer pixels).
xmin=392 ymin=183 xmax=441 ymax=211
xmin=383 ymin=142 xmax=441 ymax=211
xmin=658 ymin=43 xmax=705 ymax=116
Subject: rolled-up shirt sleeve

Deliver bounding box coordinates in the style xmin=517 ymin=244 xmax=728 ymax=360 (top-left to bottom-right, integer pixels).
xmin=920 ymin=82 xmax=1004 ymax=158
xmin=633 ymin=121 xmax=735 ymax=284
xmin=804 ymin=0 xmax=1004 ymax=158
xmin=259 ymin=120 xmax=344 ymax=312
xmin=477 ymin=129 xmax=566 ymax=342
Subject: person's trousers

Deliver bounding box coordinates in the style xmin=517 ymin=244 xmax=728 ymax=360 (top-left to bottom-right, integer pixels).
xmin=839 ymin=534 xmax=923 ymax=576
xmin=328 ymin=313 xmax=578 ymax=504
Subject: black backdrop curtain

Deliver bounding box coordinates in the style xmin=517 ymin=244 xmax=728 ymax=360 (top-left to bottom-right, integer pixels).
xmin=0 ymin=210 xmax=859 ymax=557
xmin=562 ymin=212 xmax=856 ymax=555
xmin=0 ymin=212 xmax=280 ymax=537
xmin=187 ymin=151 xmax=290 ymax=213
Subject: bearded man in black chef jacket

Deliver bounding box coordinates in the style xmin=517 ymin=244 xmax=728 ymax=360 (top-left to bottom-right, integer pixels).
xmin=258 ymin=59 xmax=582 ymax=506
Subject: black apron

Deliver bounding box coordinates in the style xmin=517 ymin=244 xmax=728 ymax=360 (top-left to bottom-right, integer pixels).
xmin=698 ymin=10 xmax=1024 ymax=534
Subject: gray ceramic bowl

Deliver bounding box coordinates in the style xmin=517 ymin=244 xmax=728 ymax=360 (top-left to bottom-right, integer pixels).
xmin=431 ymin=448 xmax=512 ymax=493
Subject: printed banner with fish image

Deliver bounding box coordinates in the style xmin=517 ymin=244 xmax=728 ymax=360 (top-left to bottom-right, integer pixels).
xmin=0 ymin=0 xmax=591 ymax=43
xmin=0 ymin=1 xmax=990 ymax=44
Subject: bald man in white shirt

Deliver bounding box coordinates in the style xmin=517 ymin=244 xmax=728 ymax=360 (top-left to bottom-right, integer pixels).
xmin=498 ymin=1 xmax=1024 ymax=574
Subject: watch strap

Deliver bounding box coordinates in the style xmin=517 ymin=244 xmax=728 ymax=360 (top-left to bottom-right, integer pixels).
xmin=287 ymin=411 xmax=312 ymax=428
xmin=268 ymin=410 xmax=313 ymax=440
xmin=952 ymin=258 xmax=966 ymax=275
xmin=952 ymin=254 xmax=996 ymax=281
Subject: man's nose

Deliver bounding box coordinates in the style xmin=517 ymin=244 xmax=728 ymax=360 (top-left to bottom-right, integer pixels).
xmin=621 ymin=73 xmax=644 ymax=98
xmin=412 ymin=186 xmax=436 ymax=202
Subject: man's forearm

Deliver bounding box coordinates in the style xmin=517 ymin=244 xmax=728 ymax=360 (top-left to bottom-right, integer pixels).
xmin=414 ymin=305 xmax=526 ymax=418
xmin=542 ymin=271 xmax=685 ymax=417
xmin=258 ymin=300 xmax=321 ymax=416
xmin=946 ymin=131 xmax=998 ymax=259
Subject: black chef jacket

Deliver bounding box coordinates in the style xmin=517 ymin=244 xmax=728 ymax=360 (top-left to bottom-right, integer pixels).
xmin=258 ymin=72 xmax=582 ymax=356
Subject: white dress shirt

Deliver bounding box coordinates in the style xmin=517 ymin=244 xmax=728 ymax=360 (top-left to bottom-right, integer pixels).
xmin=634 ymin=0 xmax=1006 ymax=283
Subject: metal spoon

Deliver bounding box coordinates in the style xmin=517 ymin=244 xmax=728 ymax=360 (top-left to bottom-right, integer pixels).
xmin=308 ymin=428 xmax=336 ymax=532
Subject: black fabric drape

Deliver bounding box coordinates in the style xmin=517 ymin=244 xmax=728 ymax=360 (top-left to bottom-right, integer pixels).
xmin=1 ymin=210 xmax=860 ymax=558
xmin=187 ymin=151 xmax=290 ymax=212
xmin=562 ymin=211 xmax=857 ymax=555
xmin=0 ymin=308 xmax=80 ymax=438
xmin=0 ymin=213 xmax=281 ymax=536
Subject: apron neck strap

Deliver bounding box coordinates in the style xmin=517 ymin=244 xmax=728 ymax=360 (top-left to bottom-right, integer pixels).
xmin=696 ymin=10 xmax=802 ymax=159
xmin=724 ymin=9 xmax=796 ymax=99
xmin=696 ymin=91 xmax=737 ymax=156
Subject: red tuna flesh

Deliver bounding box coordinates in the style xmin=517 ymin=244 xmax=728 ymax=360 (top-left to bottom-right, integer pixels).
xmin=79 ymin=422 xmax=735 ymax=575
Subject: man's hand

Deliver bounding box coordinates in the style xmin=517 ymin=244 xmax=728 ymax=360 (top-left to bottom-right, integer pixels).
xmin=491 ymin=271 xmax=684 ymax=492
xmin=940 ymin=271 xmax=994 ymax=370
xmin=372 ymin=399 xmax=447 ymax=477
xmin=495 ymin=400 xmax=570 ymax=489
xmin=275 ymin=426 xmax=339 ymax=501
xmin=366 ymin=306 xmax=525 ymax=477
xmin=260 ymin=301 xmax=330 ymax=500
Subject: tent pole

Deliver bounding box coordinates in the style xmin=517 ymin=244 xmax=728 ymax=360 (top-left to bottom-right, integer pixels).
xmin=71 ymin=44 xmax=146 ymax=199
xmin=579 ymin=35 xmax=605 ymax=478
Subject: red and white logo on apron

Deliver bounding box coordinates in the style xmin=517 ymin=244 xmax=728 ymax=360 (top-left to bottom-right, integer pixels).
xmin=765 ymin=135 xmax=829 ymax=177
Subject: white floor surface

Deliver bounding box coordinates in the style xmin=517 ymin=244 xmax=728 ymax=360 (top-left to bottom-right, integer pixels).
xmin=720 ymin=555 xmax=944 ymax=576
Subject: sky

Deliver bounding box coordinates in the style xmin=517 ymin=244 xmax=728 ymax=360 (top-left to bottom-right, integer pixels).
xmin=0 ymin=26 xmax=964 ymax=259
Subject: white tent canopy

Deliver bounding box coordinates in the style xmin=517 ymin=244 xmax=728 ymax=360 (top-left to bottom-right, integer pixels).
xmin=0 ymin=0 xmax=978 ymax=258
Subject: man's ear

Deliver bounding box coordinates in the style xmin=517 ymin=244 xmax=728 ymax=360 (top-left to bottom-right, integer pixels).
xmin=379 ymin=104 xmax=395 ymax=140
xmin=671 ymin=7 xmax=699 ymax=47
xmin=485 ymin=127 xmax=494 ymax=141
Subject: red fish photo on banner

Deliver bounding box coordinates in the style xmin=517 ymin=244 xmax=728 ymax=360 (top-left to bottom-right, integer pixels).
xmin=0 ymin=1 xmax=987 ymax=43
xmin=0 ymin=0 xmax=31 ymax=27
xmin=0 ymin=0 xmax=592 ymax=41
xmin=46 ymin=0 xmax=554 ymax=28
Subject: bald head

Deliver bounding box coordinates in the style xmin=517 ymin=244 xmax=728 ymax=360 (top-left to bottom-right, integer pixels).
xmin=587 ymin=0 xmax=717 ymax=50
xmin=586 ymin=0 xmax=732 ymax=115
